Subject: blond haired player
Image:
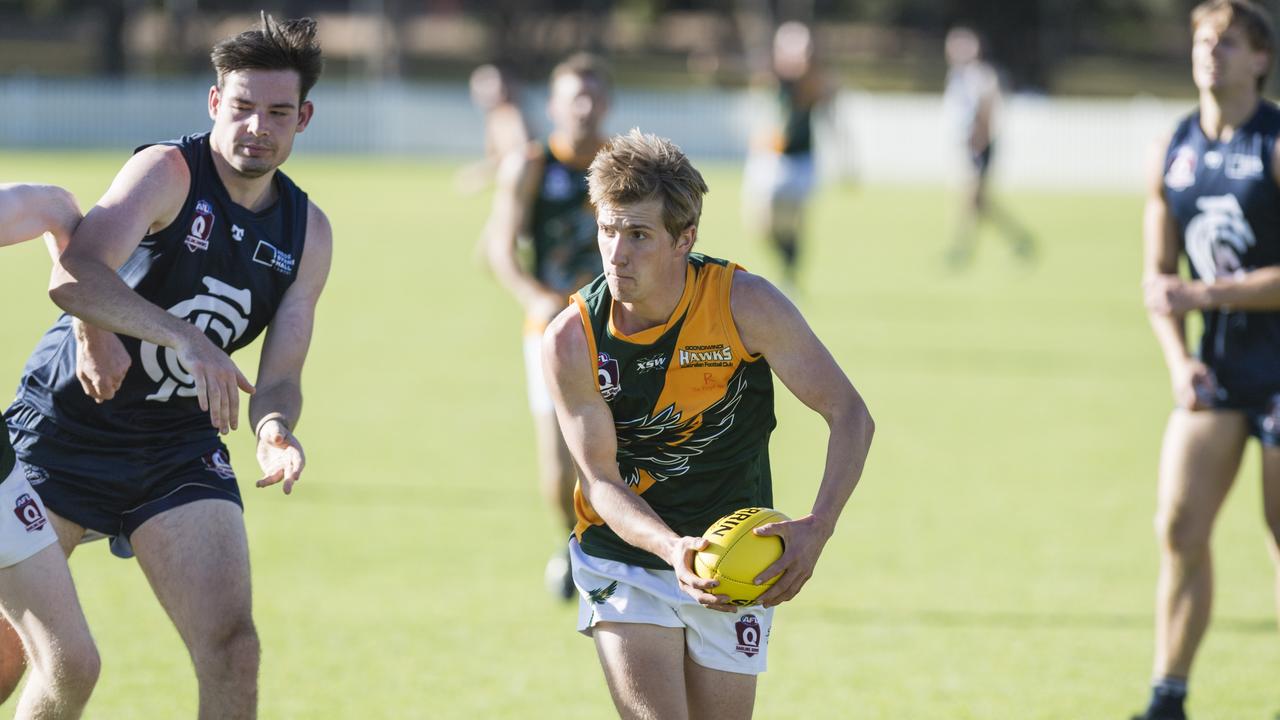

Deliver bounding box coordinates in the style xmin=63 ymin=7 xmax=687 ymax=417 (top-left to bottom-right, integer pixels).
xmin=486 ymin=53 xmax=612 ymax=599
xmin=543 ymin=130 xmax=874 ymax=718
xmin=1138 ymin=2 xmax=1280 ymax=718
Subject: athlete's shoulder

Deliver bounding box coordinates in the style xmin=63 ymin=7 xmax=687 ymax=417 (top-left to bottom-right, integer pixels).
xmin=304 ymin=200 xmax=333 ymax=251
xmin=544 ymin=302 xmax=591 ymax=371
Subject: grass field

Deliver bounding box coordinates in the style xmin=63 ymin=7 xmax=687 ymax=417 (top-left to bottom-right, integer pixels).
xmin=0 ymin=151 xmax=1277 ymax=719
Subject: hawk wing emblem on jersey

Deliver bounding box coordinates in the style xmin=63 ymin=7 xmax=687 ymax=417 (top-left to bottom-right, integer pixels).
xmin=615 ymin=368 xmax=749 ymax=487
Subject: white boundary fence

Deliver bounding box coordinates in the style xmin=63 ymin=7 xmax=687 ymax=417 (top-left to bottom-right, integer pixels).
xmin=0 ymin=78 xmax=1191 ymax=192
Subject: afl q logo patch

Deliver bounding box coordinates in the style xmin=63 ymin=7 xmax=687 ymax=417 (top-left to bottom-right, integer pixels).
xmin=597 ymin=352 xmax=622 ymax=401
xmin=185 ymin=199 xmax=215 ymax=253
xmin=735 ymin=614 xmax=762 ymax=657
xmin=13 ymin=493 xmax=47 ymax=533
xmin=142 ymin=276 xmax=252 ymax=402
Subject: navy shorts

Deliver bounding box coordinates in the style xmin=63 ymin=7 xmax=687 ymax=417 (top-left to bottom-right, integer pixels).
xmin=1209 ymin=389 xmax=1280 ymax=448
xmin=5 ymin=402 xmax=242 ymax=558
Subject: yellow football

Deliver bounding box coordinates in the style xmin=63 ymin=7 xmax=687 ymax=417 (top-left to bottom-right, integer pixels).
xmin=693 ymin=507 xmax=790 ymax=606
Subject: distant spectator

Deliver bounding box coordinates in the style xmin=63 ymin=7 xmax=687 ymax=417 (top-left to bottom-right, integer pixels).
xmin=457 ymin=63 xmax=531 ymax=195
xmin=942 ymin=25 xmax=1034 ymax=266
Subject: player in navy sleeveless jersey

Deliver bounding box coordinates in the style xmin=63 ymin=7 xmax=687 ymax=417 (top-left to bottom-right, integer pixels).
xmin=1138 ymin=3 xmax=1280 ymax=719
xmin=0 ymin=16 xmax=332 ymax=718
xmin=0 ymin=184 xmax=100 ymax=718
xmin=485 ymin=54 xmax=611 ymax=599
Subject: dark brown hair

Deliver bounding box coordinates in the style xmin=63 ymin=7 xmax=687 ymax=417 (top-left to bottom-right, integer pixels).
xmin=588 ymin=129 xmax=709 ymax=240
xmin=1192 ymin=0 xmax=1275 ymax=90
xmin=211 ymin=13 xmax=323 ymax=102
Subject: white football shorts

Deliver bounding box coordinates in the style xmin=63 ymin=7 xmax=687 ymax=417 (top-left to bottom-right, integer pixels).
xmin=0 ymin=460 xmax=58 ymax=568
xmin=570 ymin=537 xmax=774 ymax=675
xmin=524 ymin=329 xmax=554 ymax=415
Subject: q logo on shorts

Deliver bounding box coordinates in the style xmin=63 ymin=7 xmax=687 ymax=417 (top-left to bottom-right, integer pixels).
xmin=735 ymin=614 xmax=762 ymax=657
xmin=13 ymin=493 xmax=47 ymax=533
xmin=142 ymin=276 xmax=252 ymax=402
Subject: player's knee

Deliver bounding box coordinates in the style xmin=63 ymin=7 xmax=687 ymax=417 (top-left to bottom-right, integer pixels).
xmin=50 ymin=643 xmax=100 ymax=702
xmin=1154 ymin=508 xmax=1210 ymax=557
xmin=196 ymin=616 xmax=259 ymax=677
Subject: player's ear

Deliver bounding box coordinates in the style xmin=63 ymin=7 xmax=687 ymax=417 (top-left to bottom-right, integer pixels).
xmin=296 ymin=101 xmax=314 ymax=133
xmin=676 ymin=224 xmax=696 ymax=252
xmin=208 ymin=85 xmax=221 ymax=121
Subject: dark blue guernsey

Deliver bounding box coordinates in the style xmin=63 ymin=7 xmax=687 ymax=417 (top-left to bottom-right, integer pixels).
xmin=10 ymin=133 xmax=308 ymax=451
xmin=1163 ymin=101 xmax=1280 ymax=403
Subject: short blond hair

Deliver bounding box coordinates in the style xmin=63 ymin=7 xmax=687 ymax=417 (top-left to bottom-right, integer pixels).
xmin=1192 ymin=0 xmax=1275 ymax=90
xmin=588 ymin=129 xmax=709 ymax=240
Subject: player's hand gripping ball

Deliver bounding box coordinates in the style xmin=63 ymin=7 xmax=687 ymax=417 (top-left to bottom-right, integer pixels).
xmin=694 ymin=507 xmax=790 ymax=606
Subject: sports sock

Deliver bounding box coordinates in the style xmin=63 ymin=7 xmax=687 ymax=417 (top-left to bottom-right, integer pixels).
xmin=1143 ymin=677 xmax=1187 ymax=719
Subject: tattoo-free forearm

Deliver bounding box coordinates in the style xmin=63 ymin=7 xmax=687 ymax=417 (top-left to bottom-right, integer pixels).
xmin=580 ymin=473 xmax=681 ymax=561
xmin=249 ymin=380 xmax=302 ymax=433
xmin=50 ymin=256 xmax=196 ymax=350
xmin=810 ymin=397 xmax=875 ymax=534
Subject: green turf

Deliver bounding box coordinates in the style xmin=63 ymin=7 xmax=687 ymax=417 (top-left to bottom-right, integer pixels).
xmin=1 ymin=152 xmax=1277 ymax=719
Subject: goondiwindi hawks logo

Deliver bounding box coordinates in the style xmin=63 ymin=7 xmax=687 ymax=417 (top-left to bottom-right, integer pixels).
xmin=614 ymin=368 xmax=749 ymax=488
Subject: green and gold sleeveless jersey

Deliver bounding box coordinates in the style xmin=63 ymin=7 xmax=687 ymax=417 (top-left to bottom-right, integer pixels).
xmin=571 ymin=253 xmax=777 ymax=569
xmin=529 ymin=141 xmax=602 ymax=295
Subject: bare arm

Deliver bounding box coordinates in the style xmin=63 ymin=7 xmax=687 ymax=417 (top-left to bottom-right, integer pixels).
xmin=0 ymin=183 xmax=81 ymax=253
xmin=49 ymin=145 xmax=254 ymax=432
xmin=732 ymin=270 xmax=874 ymax=607
xmin=542 ymin=306 xmax=732 ymax=610
xmin=485 ymin=148 xmax=566 ymax=322
xmin=1140 ymin=134 xmax=1218 ymax=409
xmin=250 ymin=202 xmax=333 ymax=495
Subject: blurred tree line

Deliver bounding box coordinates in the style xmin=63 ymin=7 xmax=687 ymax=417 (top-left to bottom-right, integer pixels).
xmin=0 ymin=0 xmax=1274 ymax=95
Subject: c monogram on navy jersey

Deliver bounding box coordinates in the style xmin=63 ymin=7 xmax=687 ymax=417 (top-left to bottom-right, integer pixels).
xmin=1164 ymin=102 xmax=1280 ymax=403
xmin=10 ymin=133 xmax=308 ymax=447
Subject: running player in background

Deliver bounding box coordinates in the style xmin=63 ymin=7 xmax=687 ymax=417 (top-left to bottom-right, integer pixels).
xmin=456 ymin=63 xmax=531 ymax=196
xmin=941 ymin=25 xmax=1035 ymax=267
xmin=485 ymin=53 xmax=611 ymax=600
xmin=0 ymin=16 xmax=333 ymax=718
xmin=0 ymin=183 xmax=99 ymax=719
xmin=1138 ymin=2 xmax=1280 ymax=719
xmin=743 ymin=21 xmax=832 ymax=292
xmin=544 ymin=130 xmax=874 ymax=718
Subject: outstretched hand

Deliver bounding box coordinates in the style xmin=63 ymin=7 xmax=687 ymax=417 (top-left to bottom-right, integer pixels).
xmin=176 ymin=330 xmax=254 ymax=434
xmin=666 ymin=535 xmax=737 ymax=613
xmin=255 ymin=419 xmax=305 ymax=495
xmin=751 ymin=514 xmax=834 ymax=608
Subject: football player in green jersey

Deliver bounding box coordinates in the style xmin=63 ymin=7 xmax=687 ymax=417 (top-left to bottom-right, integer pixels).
xmin=544 ymin=130 xmax=874 ymax=719
xmin=486 ymin=53 xmax=612 ymax=599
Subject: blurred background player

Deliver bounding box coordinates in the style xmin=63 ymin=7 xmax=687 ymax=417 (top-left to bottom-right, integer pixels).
xmin=743 ymin=21 xmax=832 ymax=292
xmin=942 ymin=25 xmax=1035 ymax=267
xmin=456 ymin=63 xmax=531 ymax=196
xmin=1138 ymin=2 xmax=1280 ymax=719
xmin=543 ymin=129 xmax=874 ymax=719
xmin=485 ymin=53 xmax=611 ymax=600
xmin=0 ymin=183 xmax=100 ymax=719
